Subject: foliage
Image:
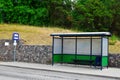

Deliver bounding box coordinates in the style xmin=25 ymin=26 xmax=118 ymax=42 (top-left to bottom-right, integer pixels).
xmin=110 ymin=0 xmax=120 ymax=36
xmin=0 ymin=0 xmax=120 ymax=36
xmin=0 ymin=0 xmax=49 ymax=26
xmin=109 ymin=35 xmax=118 ymax=45
xmin=72 ymin=0 xmax=112 ymax=31
xmin=48 ymin=0 xmax=72 ymax=28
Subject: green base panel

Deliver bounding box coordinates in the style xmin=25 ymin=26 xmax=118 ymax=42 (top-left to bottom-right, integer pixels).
xmin=53 ymin=54 xmax=108 ymax=67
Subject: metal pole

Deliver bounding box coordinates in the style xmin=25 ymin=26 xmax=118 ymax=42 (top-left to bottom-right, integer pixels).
xmin=90 ymin=37 xmax=92 ymax=67
xmin=13 ymin=45 xmax=16 ymax=62
xmin=101 ymin=37 xmax=103 ymax=70
xmin=52 ymin=36 xmax=54 ymax=66
xmin=107 ymin=37 xmax=109 ymax=68
xmin=75 ymin=36 xmax=77 ymax=60
xmin=13 ymin=40 xmax=17 ymax=62
xmin=61 ymin=37 xmax=63 ymax=64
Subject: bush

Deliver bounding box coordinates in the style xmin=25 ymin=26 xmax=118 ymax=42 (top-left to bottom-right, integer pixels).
xmin=109 ymin=35 xmax=118 ymax=45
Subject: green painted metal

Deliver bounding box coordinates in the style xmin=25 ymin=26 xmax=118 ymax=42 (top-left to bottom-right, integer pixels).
xmin=102 ymin=56 xmax=108 ymax=66
xmin=53 ymin=54 xmax=108 ymax=66
xmin=53 ymin=54 xmax=62 ymax=63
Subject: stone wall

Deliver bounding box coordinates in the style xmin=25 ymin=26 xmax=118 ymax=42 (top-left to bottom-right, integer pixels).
xmin=0 ymin=39 xmax=120 ymax=68
xmin=109 ymin=54 xmax=120 ymax=67
xmin=0 ymin=39 xmax=52 ymax=64
xmin=17 ymin=45 xmax=52 ymax=64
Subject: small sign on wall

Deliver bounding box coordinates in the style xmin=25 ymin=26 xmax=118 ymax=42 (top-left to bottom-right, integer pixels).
xmin=13 ymin=40 xmax=17 ymax=46
xmin=5 ymin=42 xmax=9 ymax=46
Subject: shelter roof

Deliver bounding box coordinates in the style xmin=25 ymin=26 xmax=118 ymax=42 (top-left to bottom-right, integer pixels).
xmin=50 ymin=32 xmax=111 ymax=37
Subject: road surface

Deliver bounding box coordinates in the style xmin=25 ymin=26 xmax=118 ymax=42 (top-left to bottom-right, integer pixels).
xmin=0 ymin=66 xmax=119 ymax=80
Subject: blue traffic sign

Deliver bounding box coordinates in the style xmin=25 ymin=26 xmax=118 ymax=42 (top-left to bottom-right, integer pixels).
xmin=12 ymin=32 xmax=19 ymax=41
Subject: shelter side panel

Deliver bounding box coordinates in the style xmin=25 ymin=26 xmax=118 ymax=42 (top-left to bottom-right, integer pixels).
xmin=63 ymin=38 xmax=75 ymax=54
xmin=77 ymin=39 xmax=90 ymax=55
xmin=54 ymin=38 xmax=61 ymax=54
xmin=102 ymin=37 xmax=108 ymax=56
xmin=92 ymin=39 xmax=101 ymax=55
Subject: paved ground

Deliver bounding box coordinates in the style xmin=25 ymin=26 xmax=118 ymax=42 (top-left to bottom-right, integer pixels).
xmin=0 ymin=62 xmax=120 ymax=79
xmin=0 ymin=65 xmax=119 ymax=80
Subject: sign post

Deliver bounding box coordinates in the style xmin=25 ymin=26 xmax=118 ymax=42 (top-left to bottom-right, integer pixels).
xmin=12 ymin=32 xmax=19 ymax=62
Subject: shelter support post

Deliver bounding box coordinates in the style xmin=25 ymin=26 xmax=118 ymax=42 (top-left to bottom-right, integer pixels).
xmin=75 ymin=36 xmax=77 ymax=61
xmin=61 ymin=37 xmax=63 ymax=64
xmin=90 ymin=36 xmax=92 ymax=67
xmin=107 ymin=37 xmax=109 ymax=68
xmin=52 ymin=36 xmax=54 ymax=66
xmin=101 ymin=37 xmax=103 ymax=70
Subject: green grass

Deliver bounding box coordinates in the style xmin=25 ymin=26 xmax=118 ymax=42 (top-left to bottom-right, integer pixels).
xmin=0 ymin=24 xmax=120 ymax=53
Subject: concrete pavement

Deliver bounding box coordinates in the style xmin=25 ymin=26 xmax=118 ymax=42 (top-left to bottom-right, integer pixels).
xmin=0 ymin=62 xmax=120 ymax=79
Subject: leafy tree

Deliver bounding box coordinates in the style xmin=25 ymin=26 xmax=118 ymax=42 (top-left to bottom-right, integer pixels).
xmin=49 ymin=0 xmax=72 ymax=28
xmin=72 ymin=0 xmax=112 ymax=32
xmin=110 ymin=0 xmax=120 ymax=36
xmin=0 ymin=0 xmax=49 ymax=26
xmin=0 ymin=0 xmax=120 ymax=37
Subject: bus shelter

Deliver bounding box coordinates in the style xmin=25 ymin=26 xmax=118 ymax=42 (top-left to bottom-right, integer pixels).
xmin=50 ymin=32 xmax=111 ymax=69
